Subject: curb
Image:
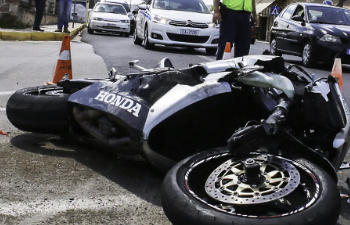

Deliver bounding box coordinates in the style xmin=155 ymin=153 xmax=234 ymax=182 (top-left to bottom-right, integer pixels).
xmin=0 ymin=24 xmax=86 ymax=41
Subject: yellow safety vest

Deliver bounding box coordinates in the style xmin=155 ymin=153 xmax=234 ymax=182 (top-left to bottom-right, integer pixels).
xmin=223 ymin=0 xmax=253 ymax=12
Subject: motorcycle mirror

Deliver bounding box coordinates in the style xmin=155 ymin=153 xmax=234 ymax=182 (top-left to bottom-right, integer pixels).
xmin=129 ymin=60 xmax=140 ymax=68
xmin=157 ymin=57 xmax=174 ymax=69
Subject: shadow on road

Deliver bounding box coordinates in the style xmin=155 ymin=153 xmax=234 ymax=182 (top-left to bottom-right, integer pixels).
xmin=10 ymin=133 xmax=164 ymax=207
xmin=143 ymin=45 xmax=210 ymax=56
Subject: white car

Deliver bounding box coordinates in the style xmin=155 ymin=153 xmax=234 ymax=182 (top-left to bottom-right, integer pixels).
xmin=133 ymin=0 xmax=219 ymax=55
xmin=88 ymin=2 xmax=130 ymax=36
xmin=100 ymin=0 xmax=136 ymax=34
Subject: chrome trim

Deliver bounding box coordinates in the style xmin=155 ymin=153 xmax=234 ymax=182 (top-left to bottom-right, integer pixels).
xmin=169 ymin=20 xmax=208 ymax=29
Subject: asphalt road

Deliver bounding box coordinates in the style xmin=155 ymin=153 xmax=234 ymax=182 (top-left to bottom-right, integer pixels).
xmin=0 ymin=29 xmax=349 ymax=224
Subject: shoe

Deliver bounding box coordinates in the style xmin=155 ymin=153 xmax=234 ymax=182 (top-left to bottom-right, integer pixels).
xmin=63 ymin=28 xmax=70 ymax=33
xmin=55 ymin=29 xmax=62 ymax=32
xmin=33 ymin=27 xmax=44 ymax=32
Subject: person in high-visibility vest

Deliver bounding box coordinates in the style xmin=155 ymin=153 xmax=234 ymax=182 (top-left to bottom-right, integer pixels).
xmin=213 ymin=0 xmax=256 ymax=60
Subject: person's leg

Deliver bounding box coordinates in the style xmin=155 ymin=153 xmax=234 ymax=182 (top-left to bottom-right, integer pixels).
xmin=63 ymin=0 xmax=72 ymax=29
xmin=33 ymin=0 xmax=45 ymax=29
xmin=216 ymin=9 xmax=236 ymax=60
xmin=57 ymin=0 xmax=65 ymax=30
xmin=233 ymin=12 xmax=251 ymax=57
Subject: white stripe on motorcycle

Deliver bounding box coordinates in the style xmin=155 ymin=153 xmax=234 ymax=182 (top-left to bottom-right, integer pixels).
xmin=0 ymin=107 xmax=5 ymax=112
xmin=0 ymin=194 xmax=146 ymax=216
xmin=0 ymin=91 xmax=15 ymax=95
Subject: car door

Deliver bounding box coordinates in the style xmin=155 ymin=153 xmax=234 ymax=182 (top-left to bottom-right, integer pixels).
xmin=136 ymin=1 xmax=151 ymax=38
xmin=272 ymin=4 xmax=297 ymax=52
xmin=284 ymin=4 xmax=307 ymax=54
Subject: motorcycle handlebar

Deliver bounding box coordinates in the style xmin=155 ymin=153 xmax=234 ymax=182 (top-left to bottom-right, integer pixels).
xmin=227 ymin=98 xmax=291 ymax=150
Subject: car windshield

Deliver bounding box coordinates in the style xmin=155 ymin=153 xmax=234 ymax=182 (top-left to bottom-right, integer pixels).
xmin=153 ymin=0 xmax=210 ymax=13
xmin=307 ymin=6 xmax=350 ymax=25
xmin=120 ymin=3 xmax=130 ymax=12
xmin=94 ymin=3 xmax=127 ymax=15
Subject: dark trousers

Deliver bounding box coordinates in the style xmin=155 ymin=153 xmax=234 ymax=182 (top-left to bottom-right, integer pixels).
xmin=33 ymin=0 xmax=46 ymax=29
xmin=57 ymin=0 xmax=72 ymax=29
xmin=216 ymin=8 xmax=251 ymax=60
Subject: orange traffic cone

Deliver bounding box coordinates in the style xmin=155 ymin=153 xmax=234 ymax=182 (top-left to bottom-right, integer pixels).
xmin=52 ymin=35 xmax=72 ymax=83
xmin=331 ymin=58 xmax=343 ymax=91
xmin=222 ymin=42 xmax=232 ymax=60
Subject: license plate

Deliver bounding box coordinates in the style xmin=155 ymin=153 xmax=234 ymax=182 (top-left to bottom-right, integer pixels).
xmin=179 ymin=29 xmax=199 ymax=36
xmin=107 ymin=23 xmax=116 ymax=27
xmin=346 ymin=49 xmax=350 ymax=55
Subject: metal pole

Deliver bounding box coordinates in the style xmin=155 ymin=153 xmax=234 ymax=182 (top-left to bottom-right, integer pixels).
xmin=72 ymin=0 xmax=76 ymax=28
xmin=86 ymin=0 xmax=90 ymax=23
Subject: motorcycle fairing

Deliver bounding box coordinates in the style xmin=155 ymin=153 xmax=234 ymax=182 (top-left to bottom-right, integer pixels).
xmin=143 ymin=73 xmax=232 ymax=139
xmin=68 ymin=68 xmax=205 ymax=132
xmin=68 ymin=81 xmax=150 ymax=132
xmin=332 ymin=82 xmax=350 ymax=169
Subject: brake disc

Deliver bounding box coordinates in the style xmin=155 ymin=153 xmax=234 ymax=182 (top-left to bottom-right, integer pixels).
xmin=205 ymin=154 xmax=300 ymax=205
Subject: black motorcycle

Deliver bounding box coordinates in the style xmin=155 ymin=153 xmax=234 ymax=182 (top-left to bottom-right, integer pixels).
xmin=6 ymin=55 xmax=349 ymax=225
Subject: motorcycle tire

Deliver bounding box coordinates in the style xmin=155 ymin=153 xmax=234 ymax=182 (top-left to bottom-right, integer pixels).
xmin=6 ymin=85 xmax=70 ymax=134
xmin=161 ymin=148 xmax=340 ymax=225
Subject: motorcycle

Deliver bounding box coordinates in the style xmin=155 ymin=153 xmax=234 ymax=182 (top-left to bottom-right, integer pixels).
xmin=6 ymin=55 xmax=350 ymax=225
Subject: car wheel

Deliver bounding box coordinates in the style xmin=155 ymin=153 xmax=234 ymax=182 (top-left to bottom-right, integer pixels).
xmin=87 ymin=26 xmax=94 ymax=34
xmin=205 ymin=48 xmax=217 ymax=56
xmin=270 ymin=38 xmax=282 ymax=56
xmin=133 ymin=29 xmax=142 ymax=45
xmin=143 ymin=26 xmax=154 ymax=50
xmin=302 ymin=43 xmax=315 ymax=67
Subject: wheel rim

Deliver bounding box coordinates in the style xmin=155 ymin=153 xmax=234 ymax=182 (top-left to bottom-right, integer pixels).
xmin=185 ymin=152 xmax=320 ymax=218
xmin=26 ymin=87 xmax=64 ymax=96
xmin=270 ymin=39 xmax=277 ymax=55
xmin=133 ymin=29 xmax=137 ymax=42
xmin=205 ymin=155 xmax=300 ymax=205
xmin=303 ymin=44 xmax=311 ymax=64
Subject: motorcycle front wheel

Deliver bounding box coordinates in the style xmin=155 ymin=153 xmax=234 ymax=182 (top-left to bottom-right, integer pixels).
xmin=161 ymin=148 xmax=340 ymax=225
xmin=6 ymin=85 xmax=70 ymax=134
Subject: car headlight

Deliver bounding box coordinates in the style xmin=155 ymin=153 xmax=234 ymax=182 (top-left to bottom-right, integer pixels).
xmin=320 ymin=34 xmax=341 ymax=43
xmin=152 ymin=15 xmax=168 ymax=24
xmin=92 ymin=17 xmax=104 ymax=21
xmin=207 ymin=22 xmax=219 ymax=28
xmin=121 ymin=20 xmax=129 ymax=23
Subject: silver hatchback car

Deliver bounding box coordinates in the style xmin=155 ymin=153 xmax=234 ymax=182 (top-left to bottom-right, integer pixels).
xmin=88 ymin=2 xmax=131 ymax=36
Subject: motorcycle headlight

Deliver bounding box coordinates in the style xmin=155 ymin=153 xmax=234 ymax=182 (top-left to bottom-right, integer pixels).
xmin=320 ymin=34 xmax=341 ymax=43
xmin=152 ymin=15 xmax=168 ymax=24
xmin=207 ymin=22 xmax=219 ymax=28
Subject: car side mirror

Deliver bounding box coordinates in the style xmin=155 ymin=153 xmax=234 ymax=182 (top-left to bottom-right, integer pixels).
xmin=291 ymin=15 xmax=304 ymax=22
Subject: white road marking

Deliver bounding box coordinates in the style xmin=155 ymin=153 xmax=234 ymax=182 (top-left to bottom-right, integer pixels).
xmin=0 ymin=194 xmax=144 ymax=216
xmin=0 ymin=91 xmax=15 ymax=95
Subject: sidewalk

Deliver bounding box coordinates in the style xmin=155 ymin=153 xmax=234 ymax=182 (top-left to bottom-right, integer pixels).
xmin=0 ymin=23 xmax=86 ymax=41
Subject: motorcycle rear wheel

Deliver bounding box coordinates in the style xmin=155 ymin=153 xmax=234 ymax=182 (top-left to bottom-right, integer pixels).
xmin=161 ymin=148 xmax=340 ymax=225
xmin=6 ymin=85 xmax=70 ymax=134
